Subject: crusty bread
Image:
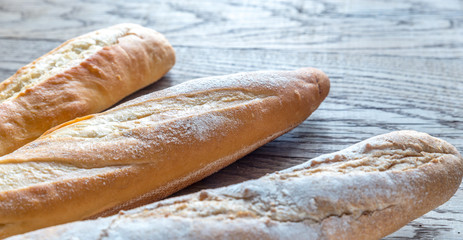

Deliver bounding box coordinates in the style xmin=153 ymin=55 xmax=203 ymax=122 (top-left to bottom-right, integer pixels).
xmin=0 ymin=23 xmax=175 ymax=156
xmin=0 ymin=67 xmax=329 ymax=238
xmin=8 ymin=130 xmax=462 ymax=240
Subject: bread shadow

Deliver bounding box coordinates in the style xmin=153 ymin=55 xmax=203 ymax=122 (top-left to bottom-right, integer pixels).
xmin=173 ymin=126 xmax=330 ymax=197
xmin=108 ymin=74 xmax=177 ymax=109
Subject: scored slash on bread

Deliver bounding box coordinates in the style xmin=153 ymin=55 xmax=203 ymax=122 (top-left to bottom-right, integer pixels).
xmin=0 ymin=67 xmax=330 ymax=238
xmin=9 ymin=131 xmax=463 ymax=240
xmin=0 ymin=23 xmax=175 ymax=156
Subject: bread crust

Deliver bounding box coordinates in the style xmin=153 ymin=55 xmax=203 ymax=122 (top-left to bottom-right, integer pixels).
xmin=8 ymin=131 xmax=462 ymax=240
xmin=0 ymin=67 xmax=329 ymax=238
xmin=0 ymin=23 xmax=175 ymax=156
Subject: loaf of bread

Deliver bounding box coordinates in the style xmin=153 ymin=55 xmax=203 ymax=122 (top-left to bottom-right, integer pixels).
xmin=0 ymin=23 xmax=175 ymax=156
xmin=0 ymin=67 xmax=329 ymax=238
xmin=8 ymin=130 xmax=462 ymax=240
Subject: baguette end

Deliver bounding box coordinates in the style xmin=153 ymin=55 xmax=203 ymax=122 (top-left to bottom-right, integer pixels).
xmin=295 ymin=67 xmax=330 ymax=101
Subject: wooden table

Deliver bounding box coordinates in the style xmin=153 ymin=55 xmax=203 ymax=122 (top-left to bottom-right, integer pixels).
xmin=1 ymin=0 xmax=462 ymax=238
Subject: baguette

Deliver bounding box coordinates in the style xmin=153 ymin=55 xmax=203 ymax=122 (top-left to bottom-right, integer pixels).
xmin=0 ymin=23 xmax=175 ymax=156
xmin=0 ymin=67 xmax=329 ymax=238
xmin=9 ymin=130 xmax=462 ymax=240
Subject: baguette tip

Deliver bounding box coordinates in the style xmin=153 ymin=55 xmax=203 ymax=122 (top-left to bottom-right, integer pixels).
xmin=296 ymin=67 xmax=330 ymax=100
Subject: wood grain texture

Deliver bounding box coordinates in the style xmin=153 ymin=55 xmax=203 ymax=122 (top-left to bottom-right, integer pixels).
xmin=0 ymin=0 xmax=462 ymax=238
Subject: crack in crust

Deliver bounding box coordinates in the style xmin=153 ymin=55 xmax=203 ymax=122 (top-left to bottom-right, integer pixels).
xmin=0 ymin=24 xmax=137 ymax=103
xmin=275 ymin=131 xmax=460 ymax=177
xmin=46 ymin=89 xmax=271 ymax=139
xmin=124 ymin=190 xmax=396 ymax=225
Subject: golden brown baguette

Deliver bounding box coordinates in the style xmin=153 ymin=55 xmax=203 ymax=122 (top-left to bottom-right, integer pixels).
xmin=8 ymin=131 xmax=462 ymax=240
xmin=0 ymin=23 xmax=175 ymax=156
xmin=0 ymin=67 xmax=329 ymax=238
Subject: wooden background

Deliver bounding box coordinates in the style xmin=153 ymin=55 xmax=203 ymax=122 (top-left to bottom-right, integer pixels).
xmin=1 ymin=0 xmax=462 ymax=238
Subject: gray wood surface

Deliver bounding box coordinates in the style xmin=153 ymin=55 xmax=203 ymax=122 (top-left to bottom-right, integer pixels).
xmin=0 ymin=0 xmax=462 ymax=238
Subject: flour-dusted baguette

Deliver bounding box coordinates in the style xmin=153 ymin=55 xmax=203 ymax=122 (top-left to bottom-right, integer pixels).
xmin=0 ymin=67 xmax=329 ymax=238
xmin=0 ymin=23 xmax=175 ymax=156
xmin=8 ymin=131 xmax=462 ymax=240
